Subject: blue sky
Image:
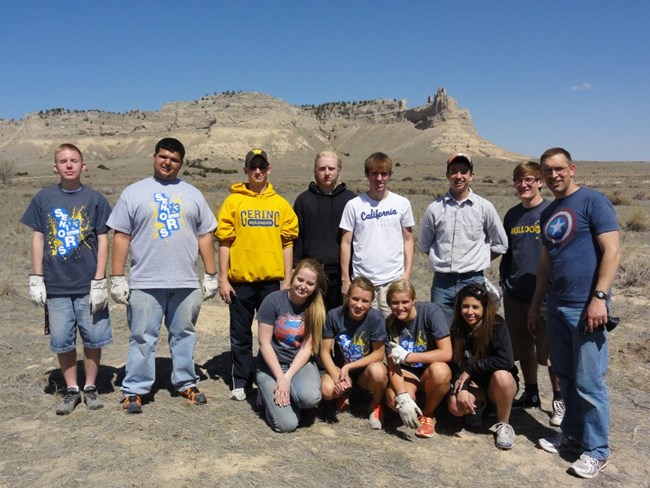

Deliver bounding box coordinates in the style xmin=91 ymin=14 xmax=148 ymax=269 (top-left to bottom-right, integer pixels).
xmin=1 ymin=1 xmax=648 ymax=161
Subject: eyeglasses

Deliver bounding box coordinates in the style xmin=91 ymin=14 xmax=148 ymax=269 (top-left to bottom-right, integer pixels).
xmin=513 ymin=176 xmax=539 ymax=186
xmin=247 ymin=163 xmax=269 ymax=172
xmin=542 ymin=166 xmax=570 ymax=176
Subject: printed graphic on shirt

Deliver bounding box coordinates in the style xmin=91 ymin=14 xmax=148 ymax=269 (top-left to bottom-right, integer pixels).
xmin=240 ymin=209 xmax=281 ymax=227
xmin=398 ymin=330 xmax=428 ymax=369
xmin=509 ymin=220 xmax=541 ymax=237
xmin=274 ymin=313 xmax=305 ymax=349
xmin=154 ymin=193 xmax=181 ymax=239
xmin=336 ymin=332 xmax=367 ymax=362
xmin=48 ymin=207 xmax=89 ymax=257
xmin=544 ymin=209 xmax=576 ymax=245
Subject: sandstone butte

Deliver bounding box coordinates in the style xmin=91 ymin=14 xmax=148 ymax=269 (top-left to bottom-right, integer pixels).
xmin=0 ymin=87 xmax=525 ymax=165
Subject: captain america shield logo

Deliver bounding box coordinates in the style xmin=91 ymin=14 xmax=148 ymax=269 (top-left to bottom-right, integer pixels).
xmin=544 ymin=209 xmax=576 ymax=244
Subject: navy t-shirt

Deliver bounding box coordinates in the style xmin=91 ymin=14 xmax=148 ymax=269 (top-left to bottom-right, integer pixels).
xmin=324 ymin=306 xmax=387 ymax=364
xmin=21 ymin=184 xmax=111 ymax=295
xmin=389 ymin=302 xmax=449 ymax=370
xmin=541 ymin=187 xmax=619 ymax=304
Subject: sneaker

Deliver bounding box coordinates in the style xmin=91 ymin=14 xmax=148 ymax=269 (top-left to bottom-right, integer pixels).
xmin=337 ymin=396 xmax=350 ymax=413
xmin=490 ymin=422 xmax=516 ymax=450
xmin=178 ymin=386 xmax=207 ymax=405
xmin=368 ymin=404 xmax=383 ymax=430
xmin=122 ymin=395 xmax=143 ymax=414
xmin=415 ymin=416 xmax=436 ymax=438
xmin=83 ymin=386 xmax=104 ymax=410
xmin=512 ymin=390 xmax=541 ymax=409
xmin=56 ymin=388 xmax=81 ymax=415
xmin=230 ymin=387 xmax=246 ymax=401
xmin=465 ymin=401 xmax=485 ymax=430
xmin=568 ymin=453 xmax=608 ymax=479
xmin=549 ymin=399 xmax=565 ymax=427
xmin=538 ymin=432 xmax=581 ymax=454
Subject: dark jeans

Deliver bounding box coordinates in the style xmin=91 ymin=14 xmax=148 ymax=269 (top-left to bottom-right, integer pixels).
xmin=324 ymin=272 xmax=344 ymax=311
xmin=229 ymin=280 xmax=280 ymax=389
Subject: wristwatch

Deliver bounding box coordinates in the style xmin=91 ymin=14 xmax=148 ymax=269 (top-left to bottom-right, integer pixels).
xmin=593 ymin=290 xmax=607 ymax=300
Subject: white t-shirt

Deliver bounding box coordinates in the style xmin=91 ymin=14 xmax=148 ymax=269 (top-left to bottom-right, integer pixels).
xmin=340 ymin=191 xmax=414 ymax=285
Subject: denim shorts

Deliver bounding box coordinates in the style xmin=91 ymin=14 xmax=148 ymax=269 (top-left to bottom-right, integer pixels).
xmin=46 ymin=294 xmax=112 ymax=353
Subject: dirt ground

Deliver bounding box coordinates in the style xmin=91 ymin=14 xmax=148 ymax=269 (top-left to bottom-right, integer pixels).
xmin=1 ymin=160 xmax=649 ymax=487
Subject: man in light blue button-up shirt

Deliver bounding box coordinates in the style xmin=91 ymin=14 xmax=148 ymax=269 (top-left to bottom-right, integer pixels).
xmin=418 ymin=152 xmax=508 ymax=322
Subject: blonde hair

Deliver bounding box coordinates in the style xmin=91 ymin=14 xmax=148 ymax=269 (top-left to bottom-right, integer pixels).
xmin=292 ymin=259 xmax=327 ymax=354
xmin=314 ymin=150 xmax=342 ymax=170
xmin=54 ymin=143 xmax=83 ymax=163
xmin=385 ymin=279 xmax=416 ymax=341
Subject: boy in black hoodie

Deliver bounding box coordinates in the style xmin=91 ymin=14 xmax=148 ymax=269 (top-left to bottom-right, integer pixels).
xmin=293 ymin=151 xmax=355 ymax=310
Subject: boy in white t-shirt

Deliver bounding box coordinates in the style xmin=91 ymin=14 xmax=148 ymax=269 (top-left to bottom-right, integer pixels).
xmin=339 ymin=152 xmax=414 ymax=317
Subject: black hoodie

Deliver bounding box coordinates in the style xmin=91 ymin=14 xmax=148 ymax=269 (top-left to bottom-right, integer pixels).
xmin=293 ymin=182 xmax=356 ymax=274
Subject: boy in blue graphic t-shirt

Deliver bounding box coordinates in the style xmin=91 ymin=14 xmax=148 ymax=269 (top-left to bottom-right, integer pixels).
xmin=21 ymin=143 xmax=113 ymax=415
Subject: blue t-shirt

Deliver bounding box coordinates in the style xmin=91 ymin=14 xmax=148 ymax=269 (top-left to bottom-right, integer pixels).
xmin=499 ymin=199 xmax=551 ymax=303
xmin=389 ymin=302 xmax=449 ymax=370
xmin=257 ymin=289 xmax=308 ymax=366
xmin=324 ymin=306 xmax=387 ymax=364
xmin=21 ymin=184 xmax=111 ymax=295
xmin=541 ymin=187 xmax=619 ymax=304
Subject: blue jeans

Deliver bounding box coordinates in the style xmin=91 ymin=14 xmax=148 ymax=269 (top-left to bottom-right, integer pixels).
xmin=121 ymin=288 xmax=202 ymax=396
xmin=431 ymin=271 xmax=484 ymax=323
xmin=256 ymin=360 xmax=321 ymax=433
xmin=547 ymin=297 xmax=610 ymax=460
xmin=47 ymin=294 xmax=112 ymax=353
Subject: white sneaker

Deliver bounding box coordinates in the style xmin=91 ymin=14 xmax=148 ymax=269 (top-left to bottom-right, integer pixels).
xmin=549 ymin=399 xmax=565 ymax=427
xmin=569 ymin=453 xmax=608 ymax=479
xmin=489 ymin=422 xmax=515 ymax=450
xmin=230 ymin=387 xmax=246 ymax=401
xmin=539 ymin=432 xmax=581 ymax=454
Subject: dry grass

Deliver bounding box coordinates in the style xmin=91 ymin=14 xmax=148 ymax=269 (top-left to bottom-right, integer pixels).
xmin=1 ymin=160 xmax=650 ymax=487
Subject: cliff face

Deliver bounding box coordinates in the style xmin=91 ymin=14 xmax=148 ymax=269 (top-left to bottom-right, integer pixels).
xmin=0 ymin=88 xmax=522 ymax=164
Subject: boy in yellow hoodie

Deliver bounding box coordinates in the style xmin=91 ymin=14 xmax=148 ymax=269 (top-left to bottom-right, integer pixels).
xmin=216 ymin=149 xmax=298 ymax=401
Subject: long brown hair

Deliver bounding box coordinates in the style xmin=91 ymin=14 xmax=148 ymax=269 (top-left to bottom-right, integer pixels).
xmin=385 ymin=279 xmax=416 ymax=342
xmin=291 ymin=259 xmax=327 ymax=354
xmin=450 ymin=283 xmax=498 ymax=366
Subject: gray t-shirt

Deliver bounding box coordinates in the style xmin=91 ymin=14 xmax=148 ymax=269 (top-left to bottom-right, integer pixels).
xmin=107 ymin=177 xmax=217 ymax=288
xmin=256 ymin=289 xmax=308 ymax=366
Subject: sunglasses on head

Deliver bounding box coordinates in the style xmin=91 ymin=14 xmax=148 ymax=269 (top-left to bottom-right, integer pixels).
xmin=463 ymin=283 xmax=487 ymax=297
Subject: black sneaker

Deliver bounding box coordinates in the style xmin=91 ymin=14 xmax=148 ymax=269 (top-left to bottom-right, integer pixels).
xmin=122 ymin=395 xmax=143 ymax=414
xmin=56 ymin=388 xmax=81 ymax=415
xmin=178 ymin=386 xmax=207 ymax=405
xmin=512 ymin=390 xmax=541 ymax=409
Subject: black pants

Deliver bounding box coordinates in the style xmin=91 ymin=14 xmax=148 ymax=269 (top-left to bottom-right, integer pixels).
xmin=229 ymin=280 xmax=280 ymax=389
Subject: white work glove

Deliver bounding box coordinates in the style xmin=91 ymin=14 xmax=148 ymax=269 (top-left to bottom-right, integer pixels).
xmin=89 ymin=278 xmax=109 ymax=313
xmin=202 ymin=273 xmax=219 ymax=300
xmin=388 ymin=341 xmax=410 ymax=365
xmin=110 ymin=275 xmax=130 ymax=305
xmin=395 ymin=392 xmax=422 ymax=429
xmin=28 ymin=274 xmax=47 ymax=306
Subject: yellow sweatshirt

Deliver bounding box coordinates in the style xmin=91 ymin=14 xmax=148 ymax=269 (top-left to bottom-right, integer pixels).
xmin=216 ymin=182 xmax=298 ymax=283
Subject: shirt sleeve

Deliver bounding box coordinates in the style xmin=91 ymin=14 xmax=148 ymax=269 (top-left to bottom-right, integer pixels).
xmin=106 ymin=192 xmax=132 ymax=234
xmin=418 ymin=206 xmax=435 ymax=252
xmin=367 ymin=309 xmax=388 ymax=343
xmin=485 ymin=202 xmax=508 ymax=255
xmin=323 ymin=308 xmax=338 ymax=339
xmin=292 ymin=194 xmax=305 ymax=265
xmin=280 ymin=200 xmax=299 ymax=248
xmin=339 ymin=200 xmax=356 ymax=232
xmin=215 ymin=197 xmax=236 ymax=242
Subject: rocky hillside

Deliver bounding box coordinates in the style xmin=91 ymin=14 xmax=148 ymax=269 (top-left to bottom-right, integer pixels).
xmin=0 ymin=87 xmax=523 ymax=165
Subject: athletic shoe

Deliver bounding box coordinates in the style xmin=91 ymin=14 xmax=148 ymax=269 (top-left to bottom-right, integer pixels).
xmin=230 ymin=387 xmax=246 ymax=401
xmin=415 ymin=416 xmax=436 ymax=438
xmin=549 ymin=399 xmax=565 ymax=427
xmin=122 ymin=395 xmax=143 ymax=414
xmin=465 ymin=401 xmax=485 ymax=430
xmin=538 ymin=432 xmax=581 ymax=454
xmin=512 ymin=390 xmax=541 ymax=409
xmin=337 ymin=396 xmax=350 ymax=413
xmin=368 ymin=404 xmax=383 ymax=430
xmin=568 ymin=453 xmax=608 ymax=479
xmin=178 ymin=386 xmax=207 ymax=405
xmin=56 ymin=388 xmax=81 ymax=415
xmin=490 ymin=422 xmax=516 ymax=450
xmin=83 ymin=386 xmax=104 ymax=410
